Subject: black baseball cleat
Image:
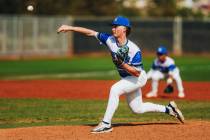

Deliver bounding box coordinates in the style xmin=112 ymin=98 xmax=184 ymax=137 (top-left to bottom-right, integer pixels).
xmin=166 ymin=101 xmax=185 ymax=124
xmin=91 ymin=122 xmax=113 ymax=134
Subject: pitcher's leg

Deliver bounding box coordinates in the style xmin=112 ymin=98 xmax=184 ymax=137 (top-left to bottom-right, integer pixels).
xmin=103 ymin=74 xmax=146 ymax=124
xmin=102 ymin=81 xmax=124 ymax=124
xmin=126 ymin=89 xmax=166 ymax=114
xmin=126 ymin=90 xmax=185 ymax=124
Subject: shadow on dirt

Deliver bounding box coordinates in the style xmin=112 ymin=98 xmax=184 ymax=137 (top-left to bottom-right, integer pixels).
xmin=85 ymin=122 xmax=179 ymax=127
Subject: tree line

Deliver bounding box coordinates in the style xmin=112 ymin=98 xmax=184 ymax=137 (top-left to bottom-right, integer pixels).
xmin=0 ymin=0 xmax=206 ymax=18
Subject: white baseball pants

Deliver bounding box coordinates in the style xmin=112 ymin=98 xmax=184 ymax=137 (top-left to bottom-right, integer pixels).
xmin=103 ymin=70 xmax=166 ymax=124
xmin=147 ymin=68 xmax=184 ymax=94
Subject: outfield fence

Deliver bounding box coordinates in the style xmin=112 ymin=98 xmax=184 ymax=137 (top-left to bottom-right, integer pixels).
xmin=0 ymin=15 xmax=210 ymax=58
xmin=0 ymin=15 xmax=73 ymax=58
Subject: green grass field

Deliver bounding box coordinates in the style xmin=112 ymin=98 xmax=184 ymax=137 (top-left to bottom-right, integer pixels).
xmin=0 ymin=56 xmax=210 ymax=81
xmin=0 ymin=99 xmax=210 ymax=128
xmin=0 ymin=55 xmax=210 ymax=128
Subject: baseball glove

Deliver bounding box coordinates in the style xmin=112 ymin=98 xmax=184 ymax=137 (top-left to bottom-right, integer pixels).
xmin=164 ymin=84 xmax=174 ymax=94
xmin=113 ymin=46 xmax=129 ymax=66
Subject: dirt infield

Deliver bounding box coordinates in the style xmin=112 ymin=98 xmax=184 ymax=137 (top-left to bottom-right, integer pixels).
xmin=0 ymin=80 xmax=210 ymax=100
xmin=0 ymin=80 xmax=210 ymax=140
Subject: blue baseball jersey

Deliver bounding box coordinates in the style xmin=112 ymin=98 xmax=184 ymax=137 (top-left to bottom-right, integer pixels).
xmin=95 ymin=32 xmax=143 ymax=78
xmin=152 ymin=56 xmax=176 ymax=73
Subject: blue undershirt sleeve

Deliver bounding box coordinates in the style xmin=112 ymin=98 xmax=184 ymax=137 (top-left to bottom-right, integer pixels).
xmin=96 ymin=33 xmax=111 ymax=45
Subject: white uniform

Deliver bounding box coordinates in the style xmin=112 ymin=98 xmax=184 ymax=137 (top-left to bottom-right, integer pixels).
xmin=147 ymin=56 xmax=185 ymax=97
xmin=96 ymin=32 xmax=167 ymax=124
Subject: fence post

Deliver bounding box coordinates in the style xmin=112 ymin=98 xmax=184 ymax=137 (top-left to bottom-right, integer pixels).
xmin=48 ymin=18 xmax=54 ymax=53
xmin=66 ymin=16 xmax=74 ymax=57
xmin=18 ymin=18 xmax=24 ymax=59
xmin=13 ymin=17 xmax=18 ymax=56
xmin=33 ymin=17 xmax=38 ymax=53
xmin=2 ymin=19 xmax=7 ymax=55
xmin=173 ymin=16 xmax=183 ymax=56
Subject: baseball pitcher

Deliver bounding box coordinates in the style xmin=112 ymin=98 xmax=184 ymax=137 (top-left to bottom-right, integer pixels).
xmin=57 ymin=16 xmax=184 ymax=134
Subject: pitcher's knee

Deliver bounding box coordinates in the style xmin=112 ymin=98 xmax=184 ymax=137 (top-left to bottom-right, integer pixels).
xmin=130 ymin=106 xmax=145 ymax=114
xmin=110 ymin=85 xmax=118 ymax=92
xmin=110 ymin=85 xmax=121 ymax=97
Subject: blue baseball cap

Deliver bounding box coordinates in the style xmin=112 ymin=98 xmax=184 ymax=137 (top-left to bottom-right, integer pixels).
xmin=112 ymin=16 xmax=131 ymax=28
xmin=157 ymin=46 xmax=167 ymax=55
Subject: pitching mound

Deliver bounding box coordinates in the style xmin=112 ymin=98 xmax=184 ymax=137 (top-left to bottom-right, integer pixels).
xmin=0 ymin=121 xmax=210 ymax=140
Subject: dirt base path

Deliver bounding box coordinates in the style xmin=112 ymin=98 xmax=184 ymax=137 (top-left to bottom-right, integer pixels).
xmin=0 ymin=80 xmax=210 ymax=140
xmin=0 ymin=80 xmax=210 ymax=100
xmin=0 ymin=121 xmax=210 ymax=140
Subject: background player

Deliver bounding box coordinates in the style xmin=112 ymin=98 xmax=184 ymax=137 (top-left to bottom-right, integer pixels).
xmin=146 ymin=46 xmax=185 ymax=98
xmin=57 ymin=16 xmax=184 ymax=133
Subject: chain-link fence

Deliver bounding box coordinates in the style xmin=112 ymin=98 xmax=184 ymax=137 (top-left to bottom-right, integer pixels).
xmin=73 ymin=18 xmax=174 ymax=54
xmin=182 ymin=19 xmax=210 ymax=53
xmin=0 ymin=15 xmax=210 ymax=59
xmin=0 ymin=15 xmax=73 ymax=58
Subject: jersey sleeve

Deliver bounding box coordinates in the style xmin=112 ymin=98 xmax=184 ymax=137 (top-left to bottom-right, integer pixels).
xmin=131 ymin=51 xmax=143 ymax=71
xmin=95 ymin=32 xmax=111 ymax=45
xmin=131 ymin=51 xmax=142 ymax=66
xmin=167 ymin=58 xmax=176 ymax=72
xmin=168 ymin=64 xmax=176 ymax=71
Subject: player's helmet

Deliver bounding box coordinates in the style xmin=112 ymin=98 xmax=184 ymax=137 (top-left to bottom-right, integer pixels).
xmin=157 ymin=46 xmax=167 ymax=55
xmin=112 ymin=16 xmax=131 ymax=28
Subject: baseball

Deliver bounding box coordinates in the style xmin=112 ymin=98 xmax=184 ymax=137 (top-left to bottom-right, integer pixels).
xmin=27 ymin=5 xmax=34 ymax=11
xmin=167 ymin=78 xmax=173 ymax=84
